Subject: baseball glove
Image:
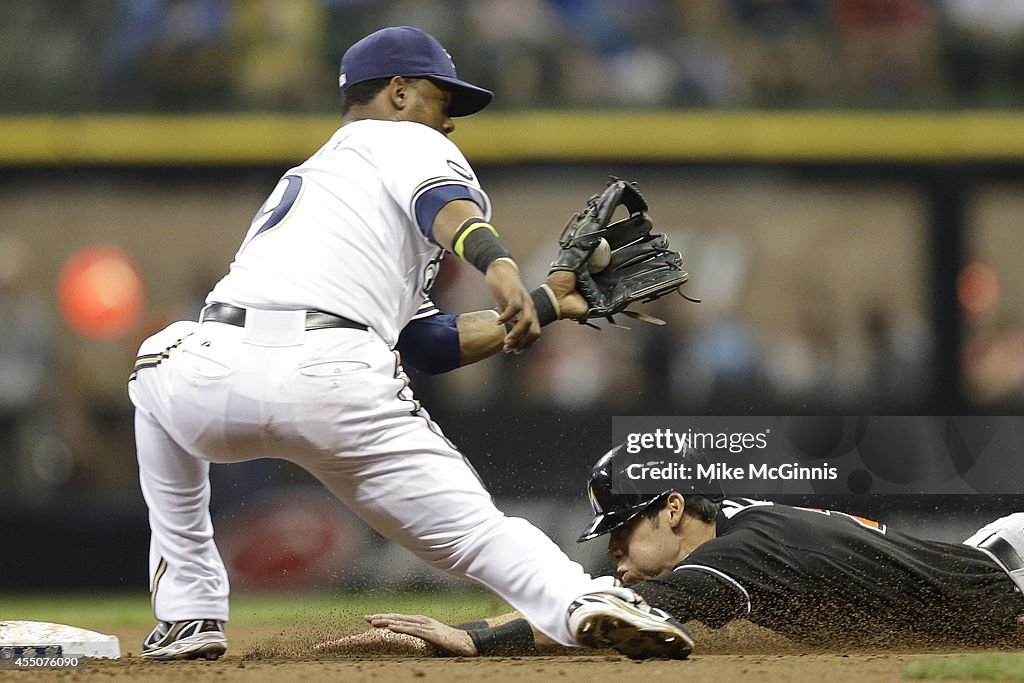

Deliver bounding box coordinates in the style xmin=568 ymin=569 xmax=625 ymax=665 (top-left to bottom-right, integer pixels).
xmin=551 ymin=178 xmax=696 ymax=327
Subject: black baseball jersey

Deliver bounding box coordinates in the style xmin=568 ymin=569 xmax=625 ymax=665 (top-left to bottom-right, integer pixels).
xmin=633 ymin=499 xmax=1022 ymax=646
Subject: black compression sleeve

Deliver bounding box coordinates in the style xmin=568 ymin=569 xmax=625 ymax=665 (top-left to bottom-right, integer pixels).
xmin=530 ymin=285 xmax=559 ymax=326
xmin=452 ymin=219 xmax=512 ymax=273
xmin=452 ymin=620 xmax=490 ymax=631
xmin=465 ymin=618 xmax=535 ymax=655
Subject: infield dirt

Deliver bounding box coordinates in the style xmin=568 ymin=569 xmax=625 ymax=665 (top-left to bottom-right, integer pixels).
xmin=10 ymin=620 xmax=1001 ymax=683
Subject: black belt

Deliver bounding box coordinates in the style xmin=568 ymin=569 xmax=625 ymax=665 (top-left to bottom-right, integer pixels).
xmin=980 ymin=535 xmax=1024 ymax=573
xmin=201 ymin=303 xmax=367 ymax=332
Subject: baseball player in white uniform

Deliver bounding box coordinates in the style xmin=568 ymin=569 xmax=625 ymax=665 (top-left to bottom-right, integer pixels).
xmin=130 ymin=26 xmax=683 ymax=662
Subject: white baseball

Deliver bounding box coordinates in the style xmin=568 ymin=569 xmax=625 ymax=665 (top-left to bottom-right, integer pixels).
xmin=587 ymin=238 xmax=612 ymax=273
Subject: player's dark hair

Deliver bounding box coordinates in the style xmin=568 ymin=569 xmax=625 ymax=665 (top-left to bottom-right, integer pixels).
xmin=641 ymin=493 xmax=720 ymax=524
xmin=341 ymin=76 xmax=424 ymax=113
xmin=683 ymin=495 xmax=721 ymax=523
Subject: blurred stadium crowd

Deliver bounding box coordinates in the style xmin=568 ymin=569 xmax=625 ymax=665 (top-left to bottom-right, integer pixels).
xmin=2 ymin=1 xmax=1024 ymax=508
xmin=1 ymin=0 xmax=1024 ymax=113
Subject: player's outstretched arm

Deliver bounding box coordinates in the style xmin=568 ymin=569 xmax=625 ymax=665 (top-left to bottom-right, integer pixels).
xmin=364 ymin=614 xmax=478 ymax=655
xmin=395 ymin=203 xmax=590 ymax=373
xmin=453 ymin=276 xmax=585 ymax=365
xmin=365 ymin=611 xmax=557 ymax=656
xmin=312 ymin=610 xmax=553 ymax=657
xmin=395 ymin=283 xmax=585 ymax=373
xmin=432 ymin=200 xmax=539 ymax=354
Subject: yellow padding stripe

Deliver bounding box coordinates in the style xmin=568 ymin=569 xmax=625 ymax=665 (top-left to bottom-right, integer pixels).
xmin=128 ymin=336 xmax=187 ymax=382
xmin=5 ymin=112 xmax=1024 ymax=164
xmin=454 ymin=222 xmax=498 ymax=259
xmin=151 ymin=557 xmax=168 ymax=610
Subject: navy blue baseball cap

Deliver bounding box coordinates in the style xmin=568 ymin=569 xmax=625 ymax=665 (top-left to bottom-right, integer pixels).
xmin=339 ymin=26 xmax=493 ymax=117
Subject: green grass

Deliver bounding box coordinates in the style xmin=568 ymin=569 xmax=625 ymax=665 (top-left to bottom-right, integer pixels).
xmin=904 ymin=653 xmax=1024 ymax=681
xmin=0 ymin=590 xmax=509 ymax=628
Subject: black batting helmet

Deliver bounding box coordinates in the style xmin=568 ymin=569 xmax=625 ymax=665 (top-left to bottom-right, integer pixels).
xmin=576 ymin=441 xmax=725 ymax=542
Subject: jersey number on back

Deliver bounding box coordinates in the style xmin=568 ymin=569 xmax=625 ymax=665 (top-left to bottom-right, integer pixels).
xmin=243 ymin=175 xmax=303 ymax=248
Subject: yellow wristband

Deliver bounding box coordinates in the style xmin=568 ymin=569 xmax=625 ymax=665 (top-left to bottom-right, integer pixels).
xmin=453 ymin=221 xmax=499 ymax=259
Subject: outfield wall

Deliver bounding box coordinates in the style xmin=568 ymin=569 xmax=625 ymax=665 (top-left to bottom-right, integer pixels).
xmin=3 ymin=112 xmax=1024 ymax=165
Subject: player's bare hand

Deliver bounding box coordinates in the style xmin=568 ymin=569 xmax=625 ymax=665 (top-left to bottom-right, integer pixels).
xmin=546 ymin=270 xmax=588 ymax=320
xmin=485 ymin=259 xmax=540 ymax=353
xmin=312 ymin=625 xmax=431 ymax=655
xmin=365 ymin=613 xmax=477 ymax=656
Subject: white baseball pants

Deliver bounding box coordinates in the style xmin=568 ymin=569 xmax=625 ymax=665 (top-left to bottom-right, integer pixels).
xmin=129 ymin=309 xmax=609 ymax=645
xmin=964 ymin=512 xmax=1024 ymax=594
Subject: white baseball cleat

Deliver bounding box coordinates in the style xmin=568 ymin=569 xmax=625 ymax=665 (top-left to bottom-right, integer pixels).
xmin=568 ymin=589 xmax=694 ymax=660
xmin=142 ymin=619 xmax=227 ymax=660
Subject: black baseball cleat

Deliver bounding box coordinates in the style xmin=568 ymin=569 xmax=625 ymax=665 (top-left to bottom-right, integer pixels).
xmin=142 ymin=619 xmax=227 ymax=660
xmin=568 ymin=590 xmax=694 ymax=660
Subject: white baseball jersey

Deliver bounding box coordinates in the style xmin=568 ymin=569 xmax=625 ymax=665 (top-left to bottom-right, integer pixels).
xmin=207 ymin=119 xmax=491 ymax=346
xmin=130 ymin=117 xmax=610 ymax=649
